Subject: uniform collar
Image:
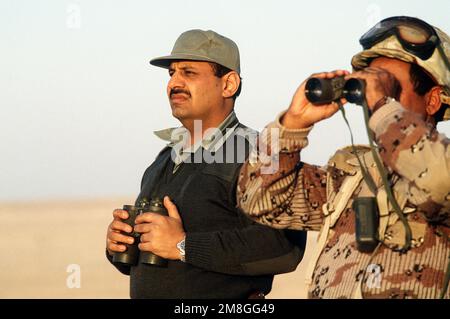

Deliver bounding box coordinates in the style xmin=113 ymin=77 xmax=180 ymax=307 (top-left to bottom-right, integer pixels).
xmin=153 ymin=111 xmax=240 ymax=154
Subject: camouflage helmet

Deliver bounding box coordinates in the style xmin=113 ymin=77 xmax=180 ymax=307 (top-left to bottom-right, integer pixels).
xmin=351 ymin=17 xmax=450 ymax=121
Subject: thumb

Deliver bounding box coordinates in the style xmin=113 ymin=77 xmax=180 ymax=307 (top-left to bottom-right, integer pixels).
xmin=164 ymin=196 xmax=181 ymax=220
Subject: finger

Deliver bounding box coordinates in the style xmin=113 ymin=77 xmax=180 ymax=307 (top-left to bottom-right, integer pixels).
xmin=164 ymin=196 xmax=181 ymax=221
xmin=356 ymin=68 xmax=379 ymax=75
xmin=109 ymin=231 xmax=135 ymax=244
xmin=134 ymin=223 xmax=155 ymax=234
xmin=135 ymin=212 xmax=163 ymax=224
xmin=324 ymin=70 xmax=350 ymax=78
xmin=325 ymin=72 xmax=340 ymax=78
xmin=309 ymin=71 xmax=329 ymax=79
xmin=107 ymin=242 xmax=127 ymax=253
xmin=346 ymin=68 xmax=387 ymax=80
xmin=341 ymin=70 xmax=351 ymax=76
xmin=345 ymin=71 xmax=362 ymax=79
xmin=110 ymin=220 xmax=133 ymax=233
xmin=140 ymin=233 xmax=147 ymax=243
xmin=113 ymin=209 xmax=129 ymax=220
xmin=328 ymin=69 xmax=351 ymax=77
xmin=345 ymin=72 xmax=372 ymax=82
xmin=310 ymin=70 xmax=349 ymax=79
xmin=138 ymin=242 xmax=154 ymax=252
xmin=320 ymin=102 xmax=341 ymax=119
xmin=339 ymin=97 xmax=348 ymax=105
xmin=139 ymin=232 xmax=153 ymax=243
xmin=362 ymin=66 xmax=389 ymax=74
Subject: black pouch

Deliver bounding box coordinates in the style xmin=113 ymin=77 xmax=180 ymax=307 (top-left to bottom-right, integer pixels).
xmin=353 ymin=197 xmax=379 ymax=253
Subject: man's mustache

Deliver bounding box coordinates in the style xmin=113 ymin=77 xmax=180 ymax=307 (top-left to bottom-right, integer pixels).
xmin=170 ymin=88 xmax=191 ymax=98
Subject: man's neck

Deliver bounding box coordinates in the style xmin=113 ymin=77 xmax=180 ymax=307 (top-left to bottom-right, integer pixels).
xmin=182 ymin=111 xmax=234 ymax=146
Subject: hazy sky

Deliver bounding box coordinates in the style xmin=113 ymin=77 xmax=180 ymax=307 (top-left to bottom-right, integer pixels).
xmin=1 ymin=0 xmax=449 ymax=201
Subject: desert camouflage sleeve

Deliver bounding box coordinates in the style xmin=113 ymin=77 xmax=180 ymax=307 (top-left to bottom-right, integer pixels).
xmin=369 ymin=100 xmax=450 ymax=224
xmin=237 ymin=112 xmax=327 ymax=231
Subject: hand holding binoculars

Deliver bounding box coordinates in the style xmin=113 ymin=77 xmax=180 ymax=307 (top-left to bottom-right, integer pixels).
xmin=305 ymin=76 xmax=366 ymax=106
xmin=112 ymin=198 xmax=169 ymax=267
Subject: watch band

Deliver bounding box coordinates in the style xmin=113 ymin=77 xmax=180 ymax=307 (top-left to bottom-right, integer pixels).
xmin=176 ymin=236 xmax=186 ymax=262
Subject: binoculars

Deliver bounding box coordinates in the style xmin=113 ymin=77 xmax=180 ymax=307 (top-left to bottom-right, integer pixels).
xmin=112 ymin=198 xmax=169 ymax=267
xmin=305 ymin=76 xmax=366 ymax=106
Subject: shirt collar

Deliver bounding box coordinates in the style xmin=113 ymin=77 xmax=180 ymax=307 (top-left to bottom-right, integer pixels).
xmin=153 ymin=111 xmax=240 ymax=154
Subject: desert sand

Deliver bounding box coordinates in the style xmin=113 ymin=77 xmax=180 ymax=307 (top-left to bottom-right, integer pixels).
xmin=0 ymin=198 xmax=317 ymax=299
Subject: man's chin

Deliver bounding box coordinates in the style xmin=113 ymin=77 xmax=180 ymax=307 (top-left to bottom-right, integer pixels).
xmin=171 ymin=108 xmax=188 ymax=120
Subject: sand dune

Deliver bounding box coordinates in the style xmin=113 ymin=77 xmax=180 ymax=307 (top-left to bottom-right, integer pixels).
xmin=0 ymin=198 xmax=317 ymax=299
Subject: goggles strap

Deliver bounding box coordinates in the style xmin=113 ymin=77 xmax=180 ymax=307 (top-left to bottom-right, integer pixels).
xmin=436 ymin=45 xmax=450 ymax=70
xmin=440 ymin=92 xmax=450 ymax=105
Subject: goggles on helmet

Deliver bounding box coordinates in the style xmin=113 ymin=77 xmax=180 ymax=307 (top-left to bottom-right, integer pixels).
xmin=360 ymin=16 xmax=450 ymax=69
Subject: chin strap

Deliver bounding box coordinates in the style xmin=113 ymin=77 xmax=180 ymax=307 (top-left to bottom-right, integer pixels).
xmin=440 ymin=92 xmax=450 ymax=105
xmin=440 ymin=93 xmax=450 ymax=122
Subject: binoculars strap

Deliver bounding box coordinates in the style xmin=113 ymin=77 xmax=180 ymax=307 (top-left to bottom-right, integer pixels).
xmin=338 ymin=101 xmax=413 ymax=252
xmin=376 ymin=188 xmax=390 ymax=241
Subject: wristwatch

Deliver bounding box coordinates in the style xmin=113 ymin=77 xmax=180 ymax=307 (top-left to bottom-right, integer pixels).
xmin=176 ymin=236 xmax=186 ymax=262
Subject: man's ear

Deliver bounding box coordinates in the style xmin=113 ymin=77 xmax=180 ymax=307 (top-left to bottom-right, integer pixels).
xmin=425 ymin=86 xmax=443 ymax=116
xmin=222 ymin=72 xmax=240 ymax=98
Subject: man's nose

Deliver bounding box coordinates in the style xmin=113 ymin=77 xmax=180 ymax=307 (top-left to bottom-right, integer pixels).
xmin=168 ymin=72 xmax=184 ymax=90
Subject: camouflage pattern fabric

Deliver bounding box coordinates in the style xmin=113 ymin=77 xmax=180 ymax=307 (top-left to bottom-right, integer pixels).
xmin=237 ymin=101 xmax=449 ymax=298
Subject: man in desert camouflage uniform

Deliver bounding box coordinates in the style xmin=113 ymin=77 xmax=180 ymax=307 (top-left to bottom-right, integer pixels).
xmin=237 ymin=16 xmax=450 ymax=298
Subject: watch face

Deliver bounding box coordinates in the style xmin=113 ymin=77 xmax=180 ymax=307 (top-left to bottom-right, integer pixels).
xmin=177 ymin=238 xmax=186 ymax=262
xmin=177 ymin=239 xmax=185 ymax=254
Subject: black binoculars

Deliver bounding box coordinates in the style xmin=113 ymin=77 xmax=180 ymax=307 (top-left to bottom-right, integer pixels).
xmin=305 ymin=76 xmax=366 ymax=106
xmin=112 ymin=198 xmax=169 ymax=267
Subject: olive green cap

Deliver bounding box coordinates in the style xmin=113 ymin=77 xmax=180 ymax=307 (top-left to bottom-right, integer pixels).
xmin=150 ymin=29 xmax=241 ymax=74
